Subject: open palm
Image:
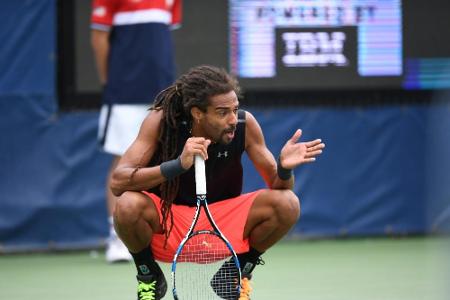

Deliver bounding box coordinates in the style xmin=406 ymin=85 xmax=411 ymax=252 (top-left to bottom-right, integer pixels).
xmin=279 ymin=129 xmax=325 ymax=169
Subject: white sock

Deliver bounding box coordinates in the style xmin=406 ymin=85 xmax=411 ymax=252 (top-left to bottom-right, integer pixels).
xmin=109 ymin=216 xmax=117 ymax=238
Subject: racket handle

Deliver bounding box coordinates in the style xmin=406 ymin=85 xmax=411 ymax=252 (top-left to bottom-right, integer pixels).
xmin=194 ymin=155 xmax=207 ymax=195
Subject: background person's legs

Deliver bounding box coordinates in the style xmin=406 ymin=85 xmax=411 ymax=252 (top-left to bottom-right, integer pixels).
xmin=99 ymin=104 xmax=150 ymax=263
xmin=105 ymin=156 xmax=132 ymax=263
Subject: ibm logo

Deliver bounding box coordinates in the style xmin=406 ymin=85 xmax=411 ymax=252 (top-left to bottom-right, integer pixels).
xmin=282 ymin=31 xmax=348 ymax=67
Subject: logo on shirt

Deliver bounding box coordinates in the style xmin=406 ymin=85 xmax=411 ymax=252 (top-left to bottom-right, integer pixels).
xmin=217 ymin=151 xmax=228 ymax=158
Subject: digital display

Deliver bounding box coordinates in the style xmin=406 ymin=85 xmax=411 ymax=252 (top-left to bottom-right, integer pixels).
xmin=229 ymin=0 xmax=404 ymax=90
xmin=63 ymin=0 xmax=450 ymax=109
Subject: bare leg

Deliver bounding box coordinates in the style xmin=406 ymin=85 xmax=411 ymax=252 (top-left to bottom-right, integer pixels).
xmin=105 ymin=156 xmax=133 ymax=262
xmin=106 ymin=156 xmax=120 ymax=216
xmin=244 ymin=189 xmax=300 ymax=252
xmin=113 ymin=191 xmax=162 ymax=253
xmin=115 ymin=192 xmax=166 ymax=297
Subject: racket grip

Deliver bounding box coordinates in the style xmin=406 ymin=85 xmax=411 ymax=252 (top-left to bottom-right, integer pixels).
xmin=194 ymin=155 xmax=207 ymax=195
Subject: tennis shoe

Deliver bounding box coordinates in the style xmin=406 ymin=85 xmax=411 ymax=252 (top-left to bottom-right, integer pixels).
xmin=136 ymin=272 xmax=167 ymax=300
xmin=237 ymin=256 xmax=263 ymax=300
xmin=211 ymin=257 xmax=263 ymax=299
xmin=238 ymin=276 xmax=253 ymax=300
xmin=210 ymin=259 xmax=240 ymax=299
xmin=106 ymin=231 xmax=133 ymax=263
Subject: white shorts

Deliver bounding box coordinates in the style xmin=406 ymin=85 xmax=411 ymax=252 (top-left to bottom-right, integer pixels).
xmin=98 ymin=104 xmax=149 ymax=156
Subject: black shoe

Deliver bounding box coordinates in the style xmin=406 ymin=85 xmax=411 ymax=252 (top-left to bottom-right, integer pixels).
xmin=210 ymin=259 xmax=240 ymax=300
xmin=136 ymin=271 xmax=167 ymax=300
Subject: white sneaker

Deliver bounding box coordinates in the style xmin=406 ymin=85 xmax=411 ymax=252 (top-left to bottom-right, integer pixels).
xmin=106 ymin=234 xmax=133 ymax=263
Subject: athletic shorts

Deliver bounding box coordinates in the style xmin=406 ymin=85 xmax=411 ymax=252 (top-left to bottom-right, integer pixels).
xmin=98 ymin=104 xmax=149 ymax=156
xmin=142 ymin=190 xmax=263 ymax=263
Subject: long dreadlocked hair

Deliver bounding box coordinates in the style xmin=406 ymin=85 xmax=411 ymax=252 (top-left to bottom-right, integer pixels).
xmin=150 ymin=65 xmax=240 ymax=244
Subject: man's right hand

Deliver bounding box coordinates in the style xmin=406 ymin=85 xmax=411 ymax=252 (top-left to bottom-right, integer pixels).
xmin=179 ymin=137 xmax=211 ymax=170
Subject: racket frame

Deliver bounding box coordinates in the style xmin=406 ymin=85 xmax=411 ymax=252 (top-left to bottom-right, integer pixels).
xmin=171 ymin=156 xmax=242 ymax=299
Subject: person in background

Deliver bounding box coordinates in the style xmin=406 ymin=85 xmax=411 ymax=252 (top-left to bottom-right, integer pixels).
xmin=90 ymin=0 xmax=182 ymax=263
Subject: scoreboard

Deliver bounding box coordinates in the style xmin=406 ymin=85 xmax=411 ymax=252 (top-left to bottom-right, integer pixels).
xmin=229 ymin=0 xmax=450 ymax=91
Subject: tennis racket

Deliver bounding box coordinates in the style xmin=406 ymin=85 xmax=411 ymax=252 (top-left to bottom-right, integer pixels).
xmin=172 ymin=155 xmax=241 ymax=299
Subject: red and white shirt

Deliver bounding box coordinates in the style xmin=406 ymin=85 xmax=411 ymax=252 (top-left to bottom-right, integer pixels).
xmin=90 ymin=0 xmax=182 ymax=105
xmin=91 ymin=0 xmax=182 ymax=31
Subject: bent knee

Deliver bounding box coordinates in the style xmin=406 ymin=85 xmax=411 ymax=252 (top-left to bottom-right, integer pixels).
xmin=114 ymin=191 xmax=149 ymax=223
xmin=272 ymin=190 xmax=301 ymax=223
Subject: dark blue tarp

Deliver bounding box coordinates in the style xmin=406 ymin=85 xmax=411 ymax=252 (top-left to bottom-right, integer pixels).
xmin=0 ymin=95 xmax=111 ymax=251
xmin=244 ymin=101 xmax=450 ymax=237
xmin=0 ymin=0 xmax=55 ymax=95
xmin=0 ymin=0 xmax=111 ymax=251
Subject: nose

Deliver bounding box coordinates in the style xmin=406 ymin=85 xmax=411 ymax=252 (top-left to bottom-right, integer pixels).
xmin=228 ymin=111 xmax=238 ymax=127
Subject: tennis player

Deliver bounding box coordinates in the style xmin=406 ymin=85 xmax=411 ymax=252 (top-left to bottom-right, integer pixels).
xmin=111 ymin=65 xmax=325 ymax=300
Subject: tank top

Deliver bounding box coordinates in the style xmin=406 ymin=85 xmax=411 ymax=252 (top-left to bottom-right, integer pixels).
xmin=149 ymin=109 xmax=246 ymax=206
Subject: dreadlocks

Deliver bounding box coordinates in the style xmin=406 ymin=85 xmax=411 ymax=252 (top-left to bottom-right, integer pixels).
xmin=150 ymin=65 xmax=240 ymax=244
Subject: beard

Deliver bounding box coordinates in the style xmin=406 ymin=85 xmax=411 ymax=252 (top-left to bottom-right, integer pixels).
xmin=218 ymin=125 xmax=236 ymax=145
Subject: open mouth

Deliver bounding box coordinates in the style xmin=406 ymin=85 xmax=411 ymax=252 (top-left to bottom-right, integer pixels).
xmin=226 ymin=131 xmax=235 ymax=139
xmin=222 ymin=128 xmax=235 ymax=141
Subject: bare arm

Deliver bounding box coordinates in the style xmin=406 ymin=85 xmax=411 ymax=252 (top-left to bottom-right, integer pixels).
xmin=245 ymin=112 xmax=293 ymax=189
xmin=110 ymin=110 xmax=211 ymax=196
xmin=110 ymin=110 xmax=165 ymax=196
xmin=245 ymin=112 xmax=325 ymax=190
xmin=91 ymin=29 xmax=110 ymax=84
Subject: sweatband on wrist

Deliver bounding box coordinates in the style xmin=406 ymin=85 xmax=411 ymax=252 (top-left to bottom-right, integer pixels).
xmin=277 ymin=156 xmax=293 ymax=180
xmin=160 ymin=157 xmax=187 ymax=180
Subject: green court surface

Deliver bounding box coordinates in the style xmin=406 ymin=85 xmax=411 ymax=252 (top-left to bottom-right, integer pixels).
xmin=1 ymin=236 xmax=449 ymax=300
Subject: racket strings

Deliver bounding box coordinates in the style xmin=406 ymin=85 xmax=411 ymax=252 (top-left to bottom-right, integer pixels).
xmin=174 ymin=233 xmax=240 ymax=299
xmin=178 ymin=234 xmax=231 ymax=263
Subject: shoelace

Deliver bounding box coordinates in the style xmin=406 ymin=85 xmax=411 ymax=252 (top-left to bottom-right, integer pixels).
xmin=138 ymin=280 xmax=157 ymax=300
xmin=256 ymin=257 xmax=265 ymax=266
xmin=238 ymin=277 xmax=253 ymax=300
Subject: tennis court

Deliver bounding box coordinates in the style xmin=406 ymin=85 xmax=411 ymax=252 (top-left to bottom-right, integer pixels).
xmin=1 ymin=236 xmax=448 ymax=300
xmin=1 ymin=2 xmax=450 ymax=300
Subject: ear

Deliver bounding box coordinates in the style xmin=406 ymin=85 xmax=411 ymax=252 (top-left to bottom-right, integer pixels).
xmin=190 ymin=106 xmax=203 ymax=122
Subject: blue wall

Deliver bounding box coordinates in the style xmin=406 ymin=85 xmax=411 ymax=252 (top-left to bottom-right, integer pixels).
xmin=0 ymin=1 xmax=449 ymax=251
xmin=244 ymin=103 xmax=450 ymax=238
xmin=0 ymin=0 xmax=111 ymax=251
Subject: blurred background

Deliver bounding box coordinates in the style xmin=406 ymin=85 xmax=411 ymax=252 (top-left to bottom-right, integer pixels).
xmin=0 ymin=0 xmax=450 ymax=299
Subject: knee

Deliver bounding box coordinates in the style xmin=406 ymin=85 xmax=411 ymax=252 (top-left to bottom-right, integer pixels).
xmin=114 ymin=191 xmax=147 ymax=225
xmin=272 ymin=190 xmax=301 ymax=224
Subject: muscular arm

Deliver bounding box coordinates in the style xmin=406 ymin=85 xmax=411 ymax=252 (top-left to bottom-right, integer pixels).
xmin=110 ymin=110 xmax=166 ymax=196
xmin=245 ymin=112 xmax=294 ymax=190
xmin=110 ymin=110 xmax=211 ymax=196
xmin=91 ymin=29 xmax=110 ymax=84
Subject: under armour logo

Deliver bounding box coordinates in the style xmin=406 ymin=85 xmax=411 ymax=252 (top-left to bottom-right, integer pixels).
xmin=217 ymin=151 xmax=228 ymax=158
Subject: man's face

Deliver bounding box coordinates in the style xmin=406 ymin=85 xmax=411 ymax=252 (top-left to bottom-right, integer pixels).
xmin=200 ymin=90 xmax=239 ymax=145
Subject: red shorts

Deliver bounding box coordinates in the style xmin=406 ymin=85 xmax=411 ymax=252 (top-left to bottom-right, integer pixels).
xmin=142 ymin=190 xmax=262 ymax=263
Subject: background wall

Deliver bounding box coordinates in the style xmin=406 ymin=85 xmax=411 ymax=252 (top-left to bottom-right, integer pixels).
xmin=0 ymin=0 xmax=449 ymax=252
